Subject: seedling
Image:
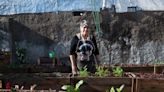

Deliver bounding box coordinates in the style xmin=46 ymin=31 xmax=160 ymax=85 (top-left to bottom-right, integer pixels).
xmin=79 ymin=66 xmax=89 ymax=77
xmin=49 ymin=50 xmax=56 ymax=65
xmin=112 ymin=66 xmax=124 ymax=77
xmin=61 ymin=80 xmax=84 ymax=92
xmin=106 ymin=84 xmax=125 ymax=92
xmin=15 ymin=42 xmax=26 ymax=64
xmin=95 ymin=66 xmax=109 ymax=77
xmin=16 ymin=48 xmax=26 ymax=63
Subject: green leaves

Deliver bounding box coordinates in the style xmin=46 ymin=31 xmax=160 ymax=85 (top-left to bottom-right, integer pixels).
xmin=110 ymin=87 xmax=115 ymax=92
xmin=75 ymin=80 xmax=84 ymax=91
xmin=61 ymin=85 xmax=74 ymax=92
xmin=106 ymin=84 xmax=125 ymax=92
xmin=79 ymin=66 xmax=89 ymax=77
xmin=49 ymin=51 xmax=55 ymax=59
xmin=61 ymin=80 xmax=84 ymax=92
xmin=112 ymin=66 xmax=124 ymax=77
xmin=116 ymin=84 xmax=124 ymax=92
xmin=95 ymin=66 xmax=109 ymax=77
xmin=16 ymin=48 xmax=26 ymax=63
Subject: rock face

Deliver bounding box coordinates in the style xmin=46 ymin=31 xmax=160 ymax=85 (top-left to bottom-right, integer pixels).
xmin=0 ymin=10 xmax=164 ymax=64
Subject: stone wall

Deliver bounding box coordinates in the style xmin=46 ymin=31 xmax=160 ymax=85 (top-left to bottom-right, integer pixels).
xmin=0 ymin=10 xmax=164 ymax=64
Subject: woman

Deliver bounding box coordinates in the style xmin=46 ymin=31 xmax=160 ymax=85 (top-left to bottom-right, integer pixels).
xmin=69 ymin=20 xmax=100 ymax=75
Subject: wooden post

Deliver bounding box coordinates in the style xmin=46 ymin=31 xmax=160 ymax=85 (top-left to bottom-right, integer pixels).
xmin=135 ymin=78 xmax=140 ymax=92
xmin=154 ymin=64 xmax=156 ymax=74
xmin=0 ymin=80 xmax=2 ymax=89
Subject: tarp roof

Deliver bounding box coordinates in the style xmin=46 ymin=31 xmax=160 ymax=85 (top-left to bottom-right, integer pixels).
xmin=0 ymin=0 xmax=164 ymax=15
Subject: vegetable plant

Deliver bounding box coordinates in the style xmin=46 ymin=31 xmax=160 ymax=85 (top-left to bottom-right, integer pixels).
xmin=112 ymin=66 xmax=124 ymax=77
xmin=106 ymin=84 xmax=124 ymax=92
xmin=95 ymin=66 xmax=109 ymax=77
xmin=16 ymin=48 xmax=26 ymax=63
xmin=79 ymin=66 xmax=89 ymax=77
xmin=61 ymin=80 xmax=84 ymax=92
xmin=15 ymin=42 xmax=26 ymax=64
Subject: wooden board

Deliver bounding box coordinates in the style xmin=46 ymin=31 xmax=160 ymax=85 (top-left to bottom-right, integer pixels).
xmin=0 ymin=80 xmax=2 ymax=89
xmin=136 ymin=78 xmax=164 ymax=92
xmin=106 ymin=65 xmax=164 ymax=73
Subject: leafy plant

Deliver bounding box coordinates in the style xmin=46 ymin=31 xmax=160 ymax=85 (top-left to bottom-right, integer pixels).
xmin=95 ymin=66 xmax=109 ymax=77
xmin=49 ymin=50 xmax=56 ymax=65
xmin=106 ymin=84 xmax=125 ymax=92
xmin=61 ymin=80 xmax=84 ymax=92
xmin=16 ymin=48 xmax=26 ymax=63
xmin=153 ymin=59 xmax=164 ymax=65
xmin=15 ymin=42 xmax=26 ymax=64
xmin=112 ymin=66 xmax=124 ymax=77
xmin=79 ymin=66 xmax=89 ymax=77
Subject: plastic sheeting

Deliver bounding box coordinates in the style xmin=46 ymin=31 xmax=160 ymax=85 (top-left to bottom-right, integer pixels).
xmin=0 ymin=0 xmax=164 ymax=15
xmin=0 ymin=0 xmax=100 ymax=15
xmin=0 ymin=0 xmax=58 ymax=15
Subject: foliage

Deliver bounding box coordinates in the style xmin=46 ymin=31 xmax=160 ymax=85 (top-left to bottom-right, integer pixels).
xmin=112 ymin=66 xmax=124 ymax=77
xmin=15 ymin=42 xmax=26 ymax=63
xmin=79 ymin=66 xmax=89 ymax=77
xmin=61 ymin=80 xmax=84 ymax=92
xmin=106 ymin=84 xmax=125 ymax=92
xmin=49 ymin=49 xmax=56 ymax=65
xmin=49 ymin=50 xmax=55 ymax=59
xmin=153 ymin=59 xmax=164 ymax=65
xmin=16 ymin=48 xmax=26 ymax=63
xmin=95 ymin=66 xmax=109 ymax=77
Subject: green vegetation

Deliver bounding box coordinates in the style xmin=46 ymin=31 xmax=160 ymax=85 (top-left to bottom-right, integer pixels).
xmin=15 ymin=42 xmax=26 ymax=64
xmin=16 ymin=48 xmax=26 ymax=63
xmin=49 ymin=50 xmax=56 ymax=65
xmin=79 ymin=66 xmax=89 ymax=77
xmin=106 ymin=84 xmax=124 ymax=92
xmin=61 ymin=80 xmax=84 ymax=92
xmin=95 ymin=66 xmax=109 ymax=77
xmin=153 ymin=59 xmax=164 ymax=65
xmin=112 ymin=66 xmax=124 ymax=77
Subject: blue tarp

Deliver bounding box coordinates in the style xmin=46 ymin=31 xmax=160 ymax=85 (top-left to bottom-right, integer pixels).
xmin=0 ymin=0 xmax=164 ymax=15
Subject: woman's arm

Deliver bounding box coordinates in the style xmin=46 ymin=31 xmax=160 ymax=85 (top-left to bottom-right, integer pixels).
xmin=70 ymin=55 xmax=78 ymax=75
xmin=69 ymin=36 xmax=79 ymax=75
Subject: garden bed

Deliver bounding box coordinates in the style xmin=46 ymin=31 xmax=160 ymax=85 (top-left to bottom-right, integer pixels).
xmin=71 ymin=77 xmax=134 ymax=92
xmin=105 ymin=64 xmax=164 ymax=74
xmin=135 ymin=78 xmax=164 ymax=92
xmin=0 ymin=73 xmax=71 ymax=92
xmin=1 ymin=64 xmax=164 ymax=92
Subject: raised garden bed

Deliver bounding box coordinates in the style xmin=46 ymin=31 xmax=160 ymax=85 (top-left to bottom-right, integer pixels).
xmin=71 ymin=77 xmax=134 ymax=92
xmin=0 ymin=73 xmax=71 ymax=92
xmin=0 ymin=63 xmax=71 ymax=73
xmin=105 ymin=64 xmax=164 ymax=74
xmin=1 ymin=64 xmax=164 ymax=92
xmin=135 ymin=78 xmax=164 ymax=92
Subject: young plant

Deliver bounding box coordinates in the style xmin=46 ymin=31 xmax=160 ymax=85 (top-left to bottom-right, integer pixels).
xmin=79 ymin=66 xmax=89 ymax=77
xmin=95 ymin=66 xmax=109 ymax=77
xmin=49 ymin=50 xmax=56 ymax=65
xmin=61 ymin=80 xmax=84 ymax=92
xmin=106 ymin=84 xmax=125 ymax=92
xmin=112 ymin=66 xmax=124 ymax=77
xmin=15 ymin=42 xmax=26 ymax=64
xmin=16 ymin=48 xmax=26 ymax=63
